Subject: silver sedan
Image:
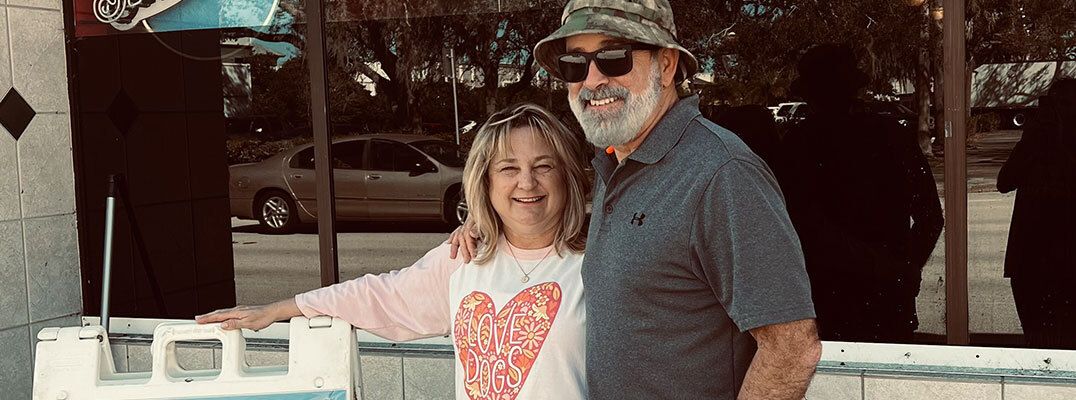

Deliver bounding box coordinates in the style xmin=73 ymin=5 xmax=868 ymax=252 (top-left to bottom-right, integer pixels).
xmin=229 ymin=134 xmax=467 ymax=233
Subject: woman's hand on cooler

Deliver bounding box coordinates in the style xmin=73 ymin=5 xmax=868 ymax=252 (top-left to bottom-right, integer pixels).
xmin=195 ymin=299 xmax=301 ymax=331
xmin=447 ymin=218 xmax=480 ymax=263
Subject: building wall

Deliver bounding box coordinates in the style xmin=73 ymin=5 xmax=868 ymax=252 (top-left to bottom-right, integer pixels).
xmin=0 ymin=0 xmax=83 ymax=397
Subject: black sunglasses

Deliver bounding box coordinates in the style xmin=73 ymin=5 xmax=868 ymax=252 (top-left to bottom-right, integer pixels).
xmin=556 ymin=43 xmax=661 ymax=83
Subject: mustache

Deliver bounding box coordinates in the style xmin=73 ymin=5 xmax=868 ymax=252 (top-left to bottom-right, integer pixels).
xmin=578 ymin=85 xmax=630 ymax=106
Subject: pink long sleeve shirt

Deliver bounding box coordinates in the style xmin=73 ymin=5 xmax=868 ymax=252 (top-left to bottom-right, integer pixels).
xmin=294 ymin=238 xmax=586 ymax=400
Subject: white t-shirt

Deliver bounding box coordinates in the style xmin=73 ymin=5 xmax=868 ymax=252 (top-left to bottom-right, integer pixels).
xmin=295 ymin=237 xmax=587 ymax=400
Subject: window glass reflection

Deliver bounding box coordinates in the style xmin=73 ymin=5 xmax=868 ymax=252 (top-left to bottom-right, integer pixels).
xmin=967 ymin=0 xmax=1076 ymax=348
xmin=220 ymin=15 xmax=326 ymax=303
xmin=774 ymin=45 xmax=944 ymax=343
xmin=314 ymin=1 xmax=949 ymax=344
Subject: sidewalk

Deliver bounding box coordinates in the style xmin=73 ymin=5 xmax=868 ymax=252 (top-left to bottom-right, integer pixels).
xmin=929 ymin=129 xmax=1022 ymax=194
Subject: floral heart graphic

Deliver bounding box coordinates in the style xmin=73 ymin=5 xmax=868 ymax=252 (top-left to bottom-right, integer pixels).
xmin=453 ymin=282 xmax=562 ymax=400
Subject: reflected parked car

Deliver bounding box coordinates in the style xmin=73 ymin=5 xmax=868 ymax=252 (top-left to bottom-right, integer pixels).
xmin=229 ymin=134 xmax=467 ymax=233
xmin=774 ymin=102 xmax=807 ymax=123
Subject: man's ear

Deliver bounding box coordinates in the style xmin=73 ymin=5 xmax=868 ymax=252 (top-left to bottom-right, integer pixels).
xmin=660 ymin=48 xmax=680 ymax=87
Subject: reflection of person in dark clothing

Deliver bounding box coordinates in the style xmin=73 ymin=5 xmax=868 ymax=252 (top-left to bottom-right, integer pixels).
xmin=998 ymin=78 xmax=1076 ymax=349
xmin=775 ymin=44 xmax=944 ymax=342
xmin=715 ymin=105 xmax=781 ymax=168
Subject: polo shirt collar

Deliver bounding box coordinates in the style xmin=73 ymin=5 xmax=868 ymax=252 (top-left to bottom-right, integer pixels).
xmin=627 ymin=95 xmax=701 ymax=165
xmin=592 ymin=95 xmax=702 ymax=176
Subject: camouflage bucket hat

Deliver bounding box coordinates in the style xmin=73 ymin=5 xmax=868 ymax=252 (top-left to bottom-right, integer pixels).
xmin=533 ymin=0 xmax=699 ymax=82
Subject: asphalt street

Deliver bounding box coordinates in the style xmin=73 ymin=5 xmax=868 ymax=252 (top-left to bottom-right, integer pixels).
xmin=231 ymin=219 xmax=453 ymax=306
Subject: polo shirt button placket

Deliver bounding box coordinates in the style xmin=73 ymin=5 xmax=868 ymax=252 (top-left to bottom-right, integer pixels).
xmin=604 ymin=204 xmax=613 ymax=215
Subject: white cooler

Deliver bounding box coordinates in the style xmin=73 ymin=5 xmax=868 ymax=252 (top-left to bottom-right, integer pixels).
xmin=32 ymin=316 xmax=359 ymax=400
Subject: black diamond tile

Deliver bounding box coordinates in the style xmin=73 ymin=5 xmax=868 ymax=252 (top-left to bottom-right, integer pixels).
xmin=0 ymin=88 xmax=36 ymax=141
xmin=107 ymin=89 xmax=140 ymax=136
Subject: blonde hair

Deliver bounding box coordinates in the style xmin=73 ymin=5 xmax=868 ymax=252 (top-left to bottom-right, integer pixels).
xmin=462 ymin=103 xmax=590 ymax=264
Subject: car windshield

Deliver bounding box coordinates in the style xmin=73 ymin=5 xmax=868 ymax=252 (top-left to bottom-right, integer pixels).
xmin=412 ymin=140 xmax=464 ymax=168
xmin=793 ymin=104 xmax=811 ymax=117
xmin=777 ymin=105 xmax=794 ymax=117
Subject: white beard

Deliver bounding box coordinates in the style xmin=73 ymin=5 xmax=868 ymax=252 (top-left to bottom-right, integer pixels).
xmin=570 ymin=63 xmax=663 ymax=148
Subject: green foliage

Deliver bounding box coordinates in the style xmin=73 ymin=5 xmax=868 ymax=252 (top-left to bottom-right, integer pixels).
xmin=238 ymin=0 xmax=1075 ymax=145
xmin=226 ymin=137 xmax=311 ymax=165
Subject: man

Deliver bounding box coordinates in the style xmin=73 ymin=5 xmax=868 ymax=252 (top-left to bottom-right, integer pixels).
xmin=455 ymin=1 xmax=820 ymax=398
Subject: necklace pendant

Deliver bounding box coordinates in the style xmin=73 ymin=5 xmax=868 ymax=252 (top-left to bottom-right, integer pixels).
xmin=521 ymin=275 xmax=530 ymax=283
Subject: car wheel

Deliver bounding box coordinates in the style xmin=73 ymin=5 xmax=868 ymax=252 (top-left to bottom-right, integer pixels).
xmin=256 ymin=190 xmax=299 ymax=234
xmin=1012 ymin=112 xmax=1026 ymax=128
xmin=443 ymin=188 xmax=465 ymax=226
xmin=456 ymin=197 xmax=468 ymax=225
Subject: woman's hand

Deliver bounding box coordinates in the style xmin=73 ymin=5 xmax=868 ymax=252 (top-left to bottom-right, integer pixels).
xmin=447 ymin=218 xmax=481 ymax=263
xmin=195 ymin=299 xmax=300 ymax=331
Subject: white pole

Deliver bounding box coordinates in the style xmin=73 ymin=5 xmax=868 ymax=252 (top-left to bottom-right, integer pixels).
xmin=100 ymin=175 xmax=118 ymax=333
xmin=450 ymin=48 xmax=461 ymax=145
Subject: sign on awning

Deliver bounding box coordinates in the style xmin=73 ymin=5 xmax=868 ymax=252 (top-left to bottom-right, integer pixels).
xmin=74 ymin=0 xmax=285 ymax=37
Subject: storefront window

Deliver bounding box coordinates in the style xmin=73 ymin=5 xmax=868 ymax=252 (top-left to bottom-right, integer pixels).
xmin=966 ymin=1 xmax=1076 ymax=348
xmin=222 ymin=18 xmax=325 ymax=305
xmin=716 ymin=2 xmax=947 ymax=343
xmin=311 ymin=0 xmax=949 ymax=343
xmin=72 ymin=1 xmax=321 ymax=315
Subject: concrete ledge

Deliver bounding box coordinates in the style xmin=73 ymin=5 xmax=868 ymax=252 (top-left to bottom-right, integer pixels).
xmin=79 ymin=317 xmax=1076 ymax=400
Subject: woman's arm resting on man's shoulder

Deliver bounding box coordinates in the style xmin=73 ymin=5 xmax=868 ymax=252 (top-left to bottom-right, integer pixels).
xmin=738 ymin=318 xmax=822 ymax=400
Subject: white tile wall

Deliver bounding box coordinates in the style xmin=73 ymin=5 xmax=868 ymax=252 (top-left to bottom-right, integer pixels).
xmin=402 ymin=357 xmax=454 ymax=400
xmin=24 ymin=213 xmax=81 ymax=322
xmin=864 ymin=376 xmax=1003 ymax=400
xmin=0 ymin=326 xmax=33 ymax=398
xmin=6 ymin=0 xmax=63 ymax=11
xmin=0 ymin=5 xmax=10 ymax=95
xmin=1005 ymin=382 xmax=1076 ymax=400
xmin=0 ymin=130 xmax=18 ymax=222
xmin=0 ymin=220 xmax=27 ymax=330
xmin=361 ymin=355 xmax=404 ymax=400
xmin=175 ymin=346 xmax=217 ymax=371
xmin=126 ymin=343 xmax=153 ymax=373
xmin=807 ymin=373 xmax=862 ymax=400
xmin=245 ymin=349 xmax=289 ymax=367
xmin=17 ymin=114 xmax=74 ymax=218
xmin=0 ymin=0 xmax=79 ymax=396
xmin=110 ymin=344 xmax=129 ymax=373
xmin=8 ymin=6 xmax=67 ymax=113
xmin=0 ymin=3 xmax=78 ymax=398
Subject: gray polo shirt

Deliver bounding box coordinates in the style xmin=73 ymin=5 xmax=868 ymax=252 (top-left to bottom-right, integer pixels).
xmin=584 ymin=96 xmax=815 ymax=399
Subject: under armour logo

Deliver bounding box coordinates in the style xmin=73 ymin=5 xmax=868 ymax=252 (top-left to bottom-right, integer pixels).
xmin=630 ymin=213 xmax=646 ymax=226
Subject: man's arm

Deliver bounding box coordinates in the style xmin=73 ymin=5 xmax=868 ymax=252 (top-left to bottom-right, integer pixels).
xmin=738 ymin=318 xmax=822 ymax=400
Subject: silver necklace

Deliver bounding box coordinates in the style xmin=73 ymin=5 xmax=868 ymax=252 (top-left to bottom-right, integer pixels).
xmin=507 ymin=243 xmax=555 ymax=283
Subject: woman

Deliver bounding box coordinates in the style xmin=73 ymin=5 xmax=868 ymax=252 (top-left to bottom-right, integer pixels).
xmin=997 ymin=78 xmax=1076 ymax=349
xmin=197 ymin=103 xmax=591 ymax=399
